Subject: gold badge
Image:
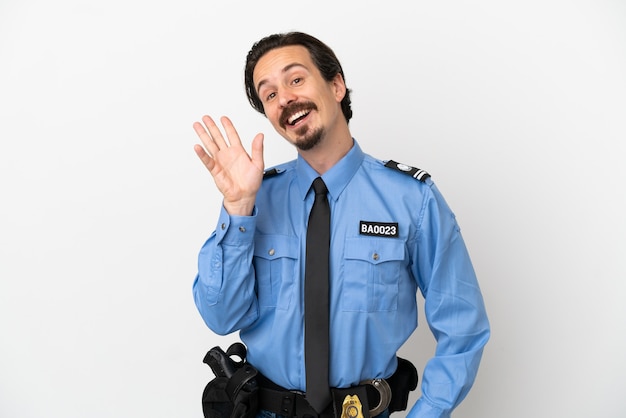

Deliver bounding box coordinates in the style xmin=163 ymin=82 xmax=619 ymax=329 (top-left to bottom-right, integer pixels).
xmin=341 ymin=394 xmax=364 ymax=418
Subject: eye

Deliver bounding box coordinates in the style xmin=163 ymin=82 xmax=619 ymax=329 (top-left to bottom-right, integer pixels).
xmin=265 ymin=92 xmax=276 ymax=102
xmin=292 ymin=77 xmax=302 ymax=85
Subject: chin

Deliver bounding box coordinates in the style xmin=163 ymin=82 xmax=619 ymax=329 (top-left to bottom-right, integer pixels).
xmin=293 ymin=127 xmax=324 ymax=151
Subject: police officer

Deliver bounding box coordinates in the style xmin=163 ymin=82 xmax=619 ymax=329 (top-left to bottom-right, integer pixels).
xmin=192 ymin=32 xmax=490 ymax=418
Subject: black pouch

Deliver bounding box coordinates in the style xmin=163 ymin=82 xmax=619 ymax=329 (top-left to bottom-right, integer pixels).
xmin=385 ymin=357 xmax=419 ymax=413
xmin=202 ymin=342 xmax=259 ymax=418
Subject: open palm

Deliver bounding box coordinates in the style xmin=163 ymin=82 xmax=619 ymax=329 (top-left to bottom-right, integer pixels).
xmin=193 ymin=115 xmax=264 ymax=216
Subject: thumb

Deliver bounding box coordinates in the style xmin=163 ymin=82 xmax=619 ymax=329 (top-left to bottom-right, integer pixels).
xmin=251 ymin=133 xmax=265 ymax=171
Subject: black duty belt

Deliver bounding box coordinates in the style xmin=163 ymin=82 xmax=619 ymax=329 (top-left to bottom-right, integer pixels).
xmin=257 ymin=374 xmax=392 ymax=418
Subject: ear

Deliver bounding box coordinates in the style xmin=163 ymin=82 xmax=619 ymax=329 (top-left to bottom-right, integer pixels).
xmin=331 ymin=73 xmax=347 ymax=102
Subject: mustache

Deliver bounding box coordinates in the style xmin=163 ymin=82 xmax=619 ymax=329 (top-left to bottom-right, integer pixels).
xmin=279 ymin=101 xmax=318 ymax=129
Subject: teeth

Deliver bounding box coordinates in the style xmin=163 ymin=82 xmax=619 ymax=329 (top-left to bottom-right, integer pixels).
xmin=288 ymin=110 xmax=309 ymax=125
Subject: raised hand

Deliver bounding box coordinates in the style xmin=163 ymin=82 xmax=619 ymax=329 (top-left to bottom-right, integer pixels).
xmin=193 ymin=115 xmax=264 ymax=216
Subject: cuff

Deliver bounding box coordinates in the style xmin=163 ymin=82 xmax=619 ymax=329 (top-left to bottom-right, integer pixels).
xmin=406 ymin=398 xmax=450 ymax=418
xmin=215 ymin=204 xmax=257 ymax=245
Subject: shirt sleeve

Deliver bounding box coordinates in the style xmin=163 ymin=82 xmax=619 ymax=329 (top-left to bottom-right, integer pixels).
xmin=407 ymin=182 xmax=491 ymax=418
xmin=192 ymin=204 xmax=259 ymax=335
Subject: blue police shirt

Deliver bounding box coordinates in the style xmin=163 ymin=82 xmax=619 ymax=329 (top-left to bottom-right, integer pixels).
xmin=193 ymin=140 xmax=490 ymax=418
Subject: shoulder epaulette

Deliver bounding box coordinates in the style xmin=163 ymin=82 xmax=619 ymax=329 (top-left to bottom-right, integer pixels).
xmin=384 ymin=160 xmax=431 ymax=182
xmin=263 ymin=167 xmax=282 ymax=179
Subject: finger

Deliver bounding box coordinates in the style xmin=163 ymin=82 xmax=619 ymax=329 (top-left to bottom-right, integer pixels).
xmin=193 ymin=144 xmax=216 ymax=172
xmin=219 ymin=116 xmax=243 ymax=148
xmin=193 ymin=119 xmax=220 ymax=157
xmin=203 ymin=115 xmax=230 ymax=150
xmin=250 ymin=133 xmax=265 ymax=171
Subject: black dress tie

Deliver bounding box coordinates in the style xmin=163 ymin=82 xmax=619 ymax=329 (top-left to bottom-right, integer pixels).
xmin=304 ymin=177 xmax=331 ymax=413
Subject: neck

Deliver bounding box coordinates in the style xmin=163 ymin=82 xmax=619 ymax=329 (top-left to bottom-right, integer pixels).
xmin=298 ymin=123 xmax=353 ymax=175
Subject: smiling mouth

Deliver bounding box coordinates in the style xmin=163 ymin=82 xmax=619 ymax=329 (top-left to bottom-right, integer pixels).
xmin=286 ymin=110 xmax=311 ymax=126
xmin=280 ymin=102 xmax=317 ymax=129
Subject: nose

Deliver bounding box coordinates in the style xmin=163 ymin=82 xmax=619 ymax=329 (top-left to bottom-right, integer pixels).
xmin=277 ymin=87 xmax=297 ymax=108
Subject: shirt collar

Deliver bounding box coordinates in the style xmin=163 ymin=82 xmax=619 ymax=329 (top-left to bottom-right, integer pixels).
xmin=296 ymin=139 xmax=364 ymax=201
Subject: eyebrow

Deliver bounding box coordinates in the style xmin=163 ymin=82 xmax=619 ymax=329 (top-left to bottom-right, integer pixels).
xmin=256 ymin=63 xmax=309 ymax=94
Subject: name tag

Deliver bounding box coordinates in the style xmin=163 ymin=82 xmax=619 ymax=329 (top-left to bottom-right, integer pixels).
xmin=359 ymin=221 xmax=399 ymax=238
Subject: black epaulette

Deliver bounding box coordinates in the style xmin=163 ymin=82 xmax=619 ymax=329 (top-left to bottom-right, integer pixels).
xmin=263 ymin=168 xmax=282 ymax=179
xmin=384 ymin=160 xmax=431 ymax=182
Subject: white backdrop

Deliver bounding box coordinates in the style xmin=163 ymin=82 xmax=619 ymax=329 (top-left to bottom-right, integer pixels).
xmin=1 ymin=0 xmax=625 ymax=417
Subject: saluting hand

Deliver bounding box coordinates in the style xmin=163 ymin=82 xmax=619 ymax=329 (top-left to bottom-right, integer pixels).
xmin=193 ymin=115 xmax=264 ymax=216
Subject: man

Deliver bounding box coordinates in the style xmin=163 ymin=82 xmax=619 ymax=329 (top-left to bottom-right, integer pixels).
xmin=192 ymin=32 xmax=490 ymax=418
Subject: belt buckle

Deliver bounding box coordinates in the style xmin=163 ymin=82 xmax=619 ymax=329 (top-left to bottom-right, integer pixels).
xmin=359 ymin=378 xmax=392 ymax=416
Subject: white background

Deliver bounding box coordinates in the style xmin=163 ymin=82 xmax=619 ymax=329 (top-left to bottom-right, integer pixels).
xmin=1 ymin=0 xmax=625 ymax=417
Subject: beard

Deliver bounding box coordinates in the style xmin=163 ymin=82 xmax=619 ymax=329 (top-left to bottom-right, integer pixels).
xmin=278 ymin=101 xmax=324 ymax=151
xmin=293 ymin=125 xmax=325 ymax=151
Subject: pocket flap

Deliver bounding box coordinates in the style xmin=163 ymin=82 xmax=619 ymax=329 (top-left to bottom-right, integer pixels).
xmin=253 ymin=235 xmax=299 ymax=260
xmin=344 ymin=237 xmax=405 ymax=265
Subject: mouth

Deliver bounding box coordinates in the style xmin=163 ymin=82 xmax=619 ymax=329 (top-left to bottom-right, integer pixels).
xmin=280 ymin=102 xmax=317 ymax=129
xmin=286 ymin=110 xmax=311 ymax=126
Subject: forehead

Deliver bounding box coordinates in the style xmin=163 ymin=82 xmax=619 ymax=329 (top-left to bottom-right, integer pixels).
xmin=253 ymin=45 xmax=316 ymax=88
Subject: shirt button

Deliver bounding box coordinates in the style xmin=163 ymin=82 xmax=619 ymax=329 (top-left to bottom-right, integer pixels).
xmin=372 ymin=253 xmax=380 ymax=261
xmin=239 ymin=226 xmax=246 ymax=233
xmin=221 ymin=223 xmax=226 ymax=230
xmin=268 ymin=249 xmax=275 ymax=256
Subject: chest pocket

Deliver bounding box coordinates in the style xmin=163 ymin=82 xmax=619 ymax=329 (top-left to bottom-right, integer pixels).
xmin=253 ymin=235 xmax=298 ymax=310
xmin=342 ymin=237 xmax=406 ymax=312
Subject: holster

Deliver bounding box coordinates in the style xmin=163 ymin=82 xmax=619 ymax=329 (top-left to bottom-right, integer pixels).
xmin=386 ymin=357 xmax=419 ymax=413
xmin=202 ymin=343 xmax=259 ymax=418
